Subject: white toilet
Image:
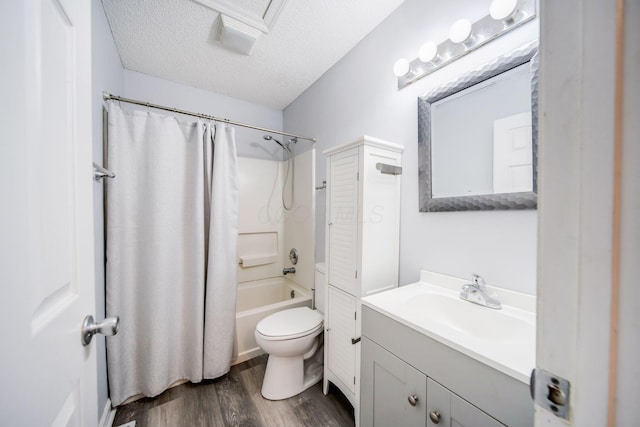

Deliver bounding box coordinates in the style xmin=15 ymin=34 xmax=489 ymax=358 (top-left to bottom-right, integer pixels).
xmin=255 ymin=263 xmax=326 ymax=400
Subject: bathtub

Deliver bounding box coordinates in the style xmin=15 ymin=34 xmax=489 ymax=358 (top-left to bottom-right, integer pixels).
xmin=232 ymin=276 xmax=311 ymax=365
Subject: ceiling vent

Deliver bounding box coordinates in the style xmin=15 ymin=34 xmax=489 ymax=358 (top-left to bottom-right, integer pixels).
xmin=216 ymin=14 xmax=261 ymax=55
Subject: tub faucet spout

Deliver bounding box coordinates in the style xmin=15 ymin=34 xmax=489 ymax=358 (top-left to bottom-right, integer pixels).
xmin=283 ymin=267 xmax=296 ymax=275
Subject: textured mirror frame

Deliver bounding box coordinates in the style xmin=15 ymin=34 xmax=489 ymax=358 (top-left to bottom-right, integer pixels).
xmin=418 ymin=43 xmax=539 ymax=212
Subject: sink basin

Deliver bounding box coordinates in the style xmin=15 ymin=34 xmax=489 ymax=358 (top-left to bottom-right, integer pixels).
xmin=405 ymin=293 xmax=532 ymax=342
xmin=361 ymin=271 xmax=536 ymax=384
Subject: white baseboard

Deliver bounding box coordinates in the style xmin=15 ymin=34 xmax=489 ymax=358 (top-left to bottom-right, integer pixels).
xmin=98 ymin=398 xmax=116 ymax=427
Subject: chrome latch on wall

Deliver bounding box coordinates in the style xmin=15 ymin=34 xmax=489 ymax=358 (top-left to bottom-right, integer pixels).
xmin=93 ymin=162 xmax=116 ymax=181
xmin=530 ymin=368 xmax=570 ymax=420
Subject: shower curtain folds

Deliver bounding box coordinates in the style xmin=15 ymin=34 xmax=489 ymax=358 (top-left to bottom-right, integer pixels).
xmin=204 ymin=123 xmax=239 ymax=378
xmin=105 ymin=102 xmax=238 ymax=405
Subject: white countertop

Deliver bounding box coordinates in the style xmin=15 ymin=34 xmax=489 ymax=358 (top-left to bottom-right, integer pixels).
xmin=361 ymin=271 xmax=536 ymax=384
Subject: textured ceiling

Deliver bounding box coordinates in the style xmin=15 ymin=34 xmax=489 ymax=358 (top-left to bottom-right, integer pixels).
xmin=102 ymin=0 xmax=405 ymax=109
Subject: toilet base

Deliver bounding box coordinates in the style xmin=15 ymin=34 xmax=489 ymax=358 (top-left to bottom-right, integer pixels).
xmin=261 ymin=345 xmax=323 ymax=400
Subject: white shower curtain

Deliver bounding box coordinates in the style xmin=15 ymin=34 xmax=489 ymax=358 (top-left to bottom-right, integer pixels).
xmin=105 ymin=102 xmax=238 ymax=405
xmin=204 ymin=123 xmax=239 ymax=378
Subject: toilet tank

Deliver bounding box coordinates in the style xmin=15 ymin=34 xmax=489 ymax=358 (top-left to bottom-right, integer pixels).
xmin=314 ymin=262 xmax=326 ymax=314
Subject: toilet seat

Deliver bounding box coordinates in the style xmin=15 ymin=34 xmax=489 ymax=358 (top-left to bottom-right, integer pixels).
xmin=256 ymin=307 xmax=323 ymax=341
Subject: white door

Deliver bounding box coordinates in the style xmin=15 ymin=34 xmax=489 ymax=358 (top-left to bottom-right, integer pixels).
xmin=492 ymin=112 xmax=532 ymax=194
xmin=0 ymin=0 xmax=98 ymax=425
xmin=537 ymin=1 xmax=640 ymax=426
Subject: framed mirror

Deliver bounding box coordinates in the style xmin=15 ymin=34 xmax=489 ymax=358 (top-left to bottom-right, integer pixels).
xmin=418 ymin=43 xmax=538 ymax=212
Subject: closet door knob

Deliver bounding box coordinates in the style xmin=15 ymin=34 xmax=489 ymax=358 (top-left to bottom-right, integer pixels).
xmin=407 ymin=394 xmax=418 ymax=406
xmin=429 ymin=410 xmax=441 ymax=424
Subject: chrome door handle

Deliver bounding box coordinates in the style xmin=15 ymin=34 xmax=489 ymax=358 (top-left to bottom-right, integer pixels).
xmin=81 ymin=315 xmax=119 ymax=346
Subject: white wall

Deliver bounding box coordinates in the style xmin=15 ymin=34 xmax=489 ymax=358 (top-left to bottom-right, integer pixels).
xmin=91 ymin=0 xmax=124 ymax=417
xmin=236 ymin=151 xmax=315 ymax=290
xmin=237 ymin=157 xmax=285 ymax=282
xmin=283 ymin=149 xmax=316 ymax=290
xmin=284 ymin=0 xmax=539 ymax=294
xmin=123 ymin=70 xmax=284 ymax=161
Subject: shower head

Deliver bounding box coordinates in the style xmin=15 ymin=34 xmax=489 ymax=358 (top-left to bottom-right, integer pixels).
xmin=263 ymin=134 xmax=286 ymax=149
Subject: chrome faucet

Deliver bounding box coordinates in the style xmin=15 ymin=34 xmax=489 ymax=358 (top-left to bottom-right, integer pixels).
xmin=283 ymin=267 xmax=296 ymax=275
xmin=459 ymin=274 xmax=502 ymax=310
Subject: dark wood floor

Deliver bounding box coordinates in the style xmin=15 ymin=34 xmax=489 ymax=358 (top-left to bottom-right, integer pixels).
xmin=112 ymin=355 xmax=355 ymax=427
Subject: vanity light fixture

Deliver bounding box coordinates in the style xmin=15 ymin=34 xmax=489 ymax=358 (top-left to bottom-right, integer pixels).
xmin=449 ymin=19 xmax=473 ymax=44
xmin=394 ymin=0 xmax=535 ymax=89
xmin=418 ymin=41 xmax=439 ymax=63
xmin=490 ymin=0 xmax=519 ymax=22
xmin=393 ymin=58 xmax=411 ymax=77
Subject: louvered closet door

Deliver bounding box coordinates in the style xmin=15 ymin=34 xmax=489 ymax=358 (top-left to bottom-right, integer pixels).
xmin=328 ymin=150 xmax=359 ymax=296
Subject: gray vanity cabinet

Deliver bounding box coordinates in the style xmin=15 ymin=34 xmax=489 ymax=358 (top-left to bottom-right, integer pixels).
xmin=361 ymin=337 xmax=504 ymax=427
xmin=361 ymin=305 xmax=531 ymax=426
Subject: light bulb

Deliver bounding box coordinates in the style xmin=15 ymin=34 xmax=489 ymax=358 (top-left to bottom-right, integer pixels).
xmin=490 ymin=0 xmax=518 ymax=21
xmin=449 ymin=19 xmax=472 ymax=44
xmin=418 ymin=41 xmax=439 ymax=63
xmin=393 ymin=58 xmax=410 ymax=77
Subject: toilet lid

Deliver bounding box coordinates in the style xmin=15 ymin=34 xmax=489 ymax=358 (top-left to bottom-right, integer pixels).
xmin=256 ymin=307 xmax=323 ymax=340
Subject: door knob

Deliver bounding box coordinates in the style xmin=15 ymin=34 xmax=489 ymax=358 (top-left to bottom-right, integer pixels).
xmin=429 ymin=410 xmax=441 ymax=424
xmin=408 ymin=394 xmax=419 ymax=406
xmin=81 ymin=315 xmax=119 ymax=346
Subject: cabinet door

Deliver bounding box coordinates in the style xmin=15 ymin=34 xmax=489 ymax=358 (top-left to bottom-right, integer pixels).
xmin=361 ymin=338 xmax=426 ymax=427
xmin=328 ymin=150 xmax=359 ymax=296
xmin=427 ymin=377 xmax=451 ymax=427
xmin=427 ymin=378 xmax=505 ymax=427
xmin=451 ymin=393 xmax=505 ymax=427
xmin=327 ymin=286 xmax=358 ymax=394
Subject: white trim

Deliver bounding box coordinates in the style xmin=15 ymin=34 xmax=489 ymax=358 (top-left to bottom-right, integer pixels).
xmin=323 ymin=135 xmax=404 ymax=156
xmin=262 ymin=0 xmax=287 ymax=30
xmin=98 ymin=399 xmax=116 ymax=427
xmin=193 ymin=0 xmax=288 ymax=34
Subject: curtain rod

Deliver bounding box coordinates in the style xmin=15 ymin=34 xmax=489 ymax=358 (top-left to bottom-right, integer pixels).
xmin=102 ymin=92 xmax=317 ymax=142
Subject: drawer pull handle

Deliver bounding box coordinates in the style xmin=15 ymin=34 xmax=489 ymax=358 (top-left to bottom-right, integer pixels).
xmin=429 ymin=410 xmax=441 ymax=424
xmin=408 ymin=394 xmax=418 ymax=406
xmin=351 ymin=337 xmax=361 ymax=345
